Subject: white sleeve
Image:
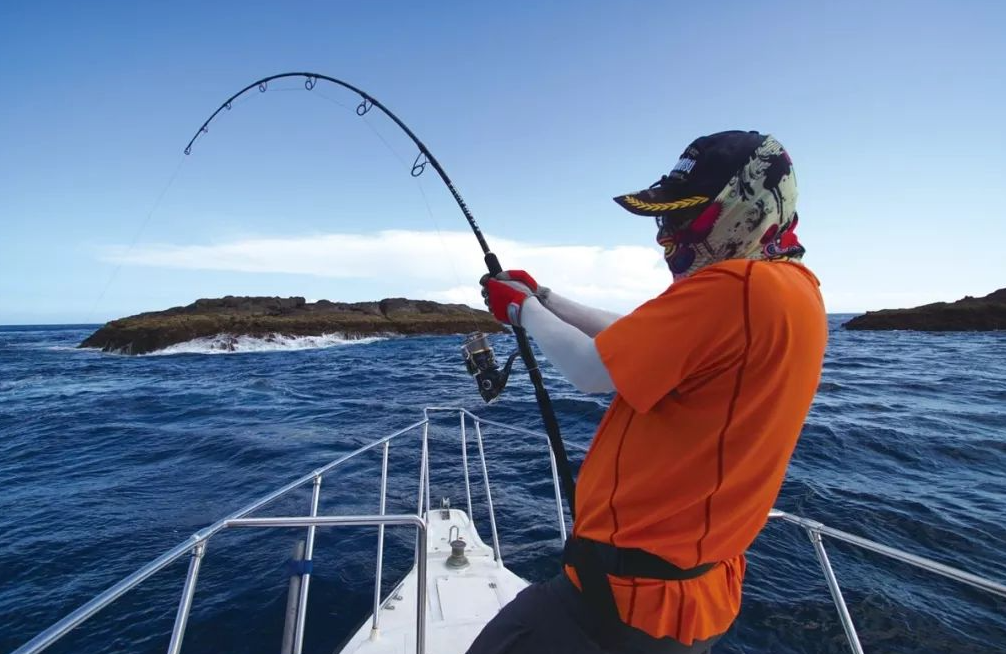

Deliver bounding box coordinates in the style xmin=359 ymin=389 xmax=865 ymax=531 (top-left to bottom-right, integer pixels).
xmin=519 ymin=298 xmax=615 ymax=394
xmin=539 ymin=290 xmax=622 ymax=338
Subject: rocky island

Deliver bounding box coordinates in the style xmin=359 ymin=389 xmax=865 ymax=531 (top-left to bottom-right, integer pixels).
xmin=80 ymin=296 xmax=505 ymax=354
xmin=843 ymin=288 xmax=1006 ymax=331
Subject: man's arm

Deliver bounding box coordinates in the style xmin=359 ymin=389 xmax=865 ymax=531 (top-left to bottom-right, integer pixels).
xmin=488 ymin=270 xmax=622 ymax=337
xmin=519 ymin=298 xmax=615 ymax=394
xmin=539 ymin=289 xmax=622 ymax=338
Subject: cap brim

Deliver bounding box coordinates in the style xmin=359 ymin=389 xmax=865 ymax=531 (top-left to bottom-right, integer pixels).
xmin=613 ymin=191 xmax=711 ymax=216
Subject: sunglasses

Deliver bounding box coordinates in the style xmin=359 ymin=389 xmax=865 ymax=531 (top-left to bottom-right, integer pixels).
xmin=654 ymin=215 xmax=676 ymax=231
xmin=654 ymin=214 xmax=692 ymax=237
xmin=654 ymin=205 xmax=718 ymax=244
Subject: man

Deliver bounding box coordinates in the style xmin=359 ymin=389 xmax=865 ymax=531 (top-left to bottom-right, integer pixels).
xmin=469 ymin=131 xmax=828 ymax=653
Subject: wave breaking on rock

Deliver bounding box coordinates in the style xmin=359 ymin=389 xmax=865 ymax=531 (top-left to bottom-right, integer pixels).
xmin=80 ymin=296 xmax=504 ymax=355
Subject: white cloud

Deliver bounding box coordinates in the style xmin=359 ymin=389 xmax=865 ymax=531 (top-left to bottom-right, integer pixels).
xmin=104 ymin=229 xmax=950 ymax=314
xmin=426 ymin=285 xmax=484 ymax=307
xmin=101 ymin=230 xmax=671 ymax=312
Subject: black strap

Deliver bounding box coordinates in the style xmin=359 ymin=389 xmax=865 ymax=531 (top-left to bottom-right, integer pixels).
xmin=563 ymin=537 xmax=716 ymax=646
xmin=565 ymin=538 xmax=716 ymax=581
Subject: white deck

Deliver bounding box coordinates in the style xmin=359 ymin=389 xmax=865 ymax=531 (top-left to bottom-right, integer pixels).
xmin=338 ymin=508 xmax=529 ymax=654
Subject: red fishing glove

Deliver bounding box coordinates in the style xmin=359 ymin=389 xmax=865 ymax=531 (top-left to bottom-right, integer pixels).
xmin=498 ymin=269 xmax=539 ymax=292
xmin=480 ymin=275 xmax=535 ymax=326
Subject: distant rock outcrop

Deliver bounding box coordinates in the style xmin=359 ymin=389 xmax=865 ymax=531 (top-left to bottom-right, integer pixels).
xmin=80 ymin=296 xmax=504 ymax=354
xmin=843 ymin=288 xmax=1006 ymax=331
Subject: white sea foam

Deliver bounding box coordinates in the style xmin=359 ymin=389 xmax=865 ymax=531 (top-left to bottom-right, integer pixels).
xmin=144 ymin=333 xmax=388 ymax=356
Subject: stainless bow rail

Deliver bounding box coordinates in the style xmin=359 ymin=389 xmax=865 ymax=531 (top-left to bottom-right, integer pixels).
xmin=766 ymin=509 xmax=1006 ymax=654
xmin=10 ymin=407 xmax=1006 ymax=654
xmin=9 ymin=407 xmax=568 ymax=654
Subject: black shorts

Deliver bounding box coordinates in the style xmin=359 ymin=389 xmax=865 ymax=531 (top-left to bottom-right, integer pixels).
xmin=466 ymin=574 xmax=723 ymax=654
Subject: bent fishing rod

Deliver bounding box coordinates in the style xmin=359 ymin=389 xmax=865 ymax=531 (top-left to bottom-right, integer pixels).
xmin=184 ymin=72 xmax=576 ymax=518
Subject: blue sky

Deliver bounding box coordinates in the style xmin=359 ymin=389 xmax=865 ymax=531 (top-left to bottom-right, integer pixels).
xmin=1 ymin=1 xmax=1004 ymax=324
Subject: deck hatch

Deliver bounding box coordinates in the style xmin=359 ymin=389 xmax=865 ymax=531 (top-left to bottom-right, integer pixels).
xmin=436 ymin=576 xmax=502 ymax=622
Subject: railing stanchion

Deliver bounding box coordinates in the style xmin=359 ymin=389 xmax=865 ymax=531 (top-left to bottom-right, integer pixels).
xmin=416 ymin=424 xmax=428 ymax=517
xmin=415 ymin=421 xmax=429 ymax=565
xmin=547 ymin=447 xmax=567 ymax=543
xmin=460 ymin=412 xmax=473 ymax=524
xmin=280 ymin=540 xmax=305 ymax=654
xmin=292 ymin=476 xmax=322 ymax=654
xmin=422 ymin=421 xmax=431 ymax=518
xmin=371 ymin=441 xmax=391 ymax=636
xmin=808 ymin=529 xmax=865 ymax=654
xmin=474 ymin=421 xmax=502 ymax=565
xmin=165 ymin=541 xmax=206 ymax=654
xmin=416 ymin=521 xmax=428 ymax=654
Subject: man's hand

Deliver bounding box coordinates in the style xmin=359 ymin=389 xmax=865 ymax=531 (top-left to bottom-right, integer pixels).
xmin=501 ymin=269 xmax=552 ymax=304
xmin=480 ymin=273 xmax=536 ymax=326
xmin=497 ymin=270 xmax=539 ymax=292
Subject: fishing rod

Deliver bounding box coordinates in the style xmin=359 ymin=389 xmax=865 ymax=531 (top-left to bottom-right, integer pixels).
xmin=184 ymin=72 xmax=576 ymax=518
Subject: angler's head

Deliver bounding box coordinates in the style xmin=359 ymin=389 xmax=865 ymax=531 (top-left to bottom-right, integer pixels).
xmin=613 ymin=130 xmax=805 ymax=280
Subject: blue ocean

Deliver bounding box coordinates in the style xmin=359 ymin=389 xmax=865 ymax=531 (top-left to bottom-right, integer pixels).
xmin=1 ymin=317 xmax=1004 ymax=654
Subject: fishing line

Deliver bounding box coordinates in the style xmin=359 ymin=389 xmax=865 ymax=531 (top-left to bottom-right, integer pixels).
xmin=85 ymin=155 xmax=187 ymax=324
xmin=84 ymin=86 xmax=290 ymax=323
xmin=409 ymin=174 xmax=484 ymax=332
xmin=310 ymin=88 xmax=482 ymax=333
xmin=350 ymin=113 xmax=483 ymax=332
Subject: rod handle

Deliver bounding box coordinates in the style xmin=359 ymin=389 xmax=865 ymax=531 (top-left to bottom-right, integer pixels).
xmin=484 ymin=252 xmax=502 ymax=276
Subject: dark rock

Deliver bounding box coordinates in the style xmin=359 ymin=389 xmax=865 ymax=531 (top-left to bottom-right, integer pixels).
xmin=843 ymin=288 xmax=1006 ymax=331
xmin=79 ymin=296 xmax=505 ymax=354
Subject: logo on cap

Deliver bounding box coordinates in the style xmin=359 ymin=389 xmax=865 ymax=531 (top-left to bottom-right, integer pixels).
xmin=669 ymin=155 xmax=697 ymax=181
